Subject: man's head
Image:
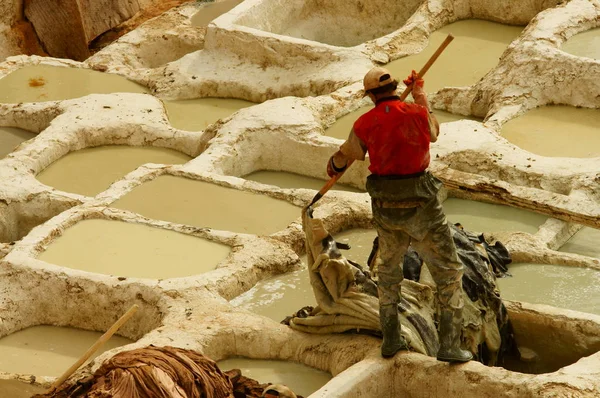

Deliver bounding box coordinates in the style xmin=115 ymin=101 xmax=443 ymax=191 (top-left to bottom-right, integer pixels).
xmin=363 ymin=67 xmax=398 ymax=102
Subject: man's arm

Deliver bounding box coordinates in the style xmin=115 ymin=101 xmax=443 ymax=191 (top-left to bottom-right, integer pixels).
xmin=405 ymin=71 xmax=439 ymax=142
xmin=327 ymin=128 xmax=367 ymax=177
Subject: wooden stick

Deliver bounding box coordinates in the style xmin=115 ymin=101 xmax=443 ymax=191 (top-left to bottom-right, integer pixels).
xmin=306 ymin=34 xmax=455 ymax=209
xmin=47 ymin=304 xmax=139 ymax=393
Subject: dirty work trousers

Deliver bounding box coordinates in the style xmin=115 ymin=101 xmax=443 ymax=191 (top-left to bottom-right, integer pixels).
xmin=366 ymin=171 xmax=465 ymax=312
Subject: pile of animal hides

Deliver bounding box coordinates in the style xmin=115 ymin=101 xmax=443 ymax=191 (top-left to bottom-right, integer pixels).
xmin=282 ymin=208 xmax=517 ymax=365
xmin=34 ymin=346 xmax=301 ymax=398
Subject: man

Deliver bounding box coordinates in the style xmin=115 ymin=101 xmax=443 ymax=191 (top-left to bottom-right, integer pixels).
xmin=326 ymin=67 xmax=472 ymax=363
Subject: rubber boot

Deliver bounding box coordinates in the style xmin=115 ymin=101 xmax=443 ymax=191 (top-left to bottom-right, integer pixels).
xmin=380 ymin=304 xmax=409 ymax=358
xmin=437 ymin=309 xmax=473 ymax=363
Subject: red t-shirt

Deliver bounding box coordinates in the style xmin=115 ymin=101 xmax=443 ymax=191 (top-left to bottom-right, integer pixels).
xmin=353 ymin=98 xmax=431 ymax=176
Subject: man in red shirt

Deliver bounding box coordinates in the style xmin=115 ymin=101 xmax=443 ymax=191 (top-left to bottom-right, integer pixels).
xmin=327 ymin=67 xmax=472 ymax=362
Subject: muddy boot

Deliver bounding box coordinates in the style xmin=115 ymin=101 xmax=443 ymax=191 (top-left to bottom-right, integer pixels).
xmin=437 ymin=309 xmax=473 ymax=363
xmin=380 ymin=304 xmax=409 ymax=358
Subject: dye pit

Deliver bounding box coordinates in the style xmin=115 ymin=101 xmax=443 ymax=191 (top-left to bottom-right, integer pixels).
xmin=498 ymin=263 xmax=600 ymax=315
xmin=163 ymin=98 xmax=252 ymax=131
xmin=39 ymin=219 xmax=231 ymax=279
xmin=442 ymin=198 xmax=547 ymax=234
xmin=500 ymin=106 xmax=600 ymax=158
xmin=112 ymin=175 xmax=300 ymax=235
xmin=0 ymin=379 xmax=45 ymax=398
xmin=386 ymin=20 xmax=523 ymax=93
xmin=0 ymin=326 xmax=131 ymax=377
xmin=0 ymin=65 xmax=146 ymax=103
xmin=560 ymin=27 xmax=600 ymax=59
xmin=0 ymin=127 xmax=36 ymax=158
xmin=191 ymin=0 xmax=246 ymax=27
xmin=37 ymin=146 xmax=191 ymax=196
xmin=559 ymin=227 xmax=600 ymax=259
xmin=218 ymin=358 xmax=331 ymax=397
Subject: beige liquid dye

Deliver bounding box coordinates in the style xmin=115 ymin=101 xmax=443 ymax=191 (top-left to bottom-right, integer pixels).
xmin=0 ymin=379 xmax=45 ymax=397
xmin=559 ymin=227 xmax=600 ymax=259
xmin=386 ymin=20 xmax=523 ymax=93
xmin=39 ymin=219 xmax=230 ymax=279
xmin=0 ymin=326 xmax=131 ymax=377
xmin=36 ymin=146 xmax=191 ymax=197
xmin=497 ymin=263 xmax=600 ymax=315
xmin=561 ymin=28 xmax=600 ymax=59
xmin=163 ymin=98 xmax=252 ymax=131
xmin=244 ymin=170 xmax=364 ymax=193
xmin=0 ymin=127 xmax=36 ymax=158
xmin=325 ymin=106 xmax=479 ymax=140
xmin=217 ymin=358 xmax=331 ymax=397
xmin=443 ymin=198 xmax=547 ymax=234
xmin=0 ymin=65 xmax=147 ymax=103
xmin=112 ymin=175 xmax=300 ymax=236
xmin=191 ymin=0 xmax=245 ymax=27
xmin=500 ymin=106 xmax=600 ymax=158
xmin=232 ymin=229 xmax=376 ymax=321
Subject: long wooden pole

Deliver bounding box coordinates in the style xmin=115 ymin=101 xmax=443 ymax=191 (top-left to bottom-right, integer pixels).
xmin=46 ymin=304 xmax=139 ymax=393
xmin=306 ymin=34 xmax=455 ymax=209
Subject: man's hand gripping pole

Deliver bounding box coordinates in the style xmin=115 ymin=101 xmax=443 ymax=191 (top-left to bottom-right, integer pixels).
xmin=306 ymin=33 xmax=455 ymax=209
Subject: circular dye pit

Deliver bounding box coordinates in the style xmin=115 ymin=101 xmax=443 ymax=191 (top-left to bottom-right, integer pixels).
xmin=500 ymin=106 xmax=600 ymax=158
xmin=112 ymin=175 xmax=300 ymax=236
xmin=163 ymin=98 xmax=252 ymax=131
xmin=0 ymin=65 xmax=147 ymax=103
xmin=443 ymin=198 xmax=547 ymax=234
xmin=217 ymin=358 xmax=331 ymax=397
xmin=325 ymin=106 xmax=479 ymax=140
xmin=39 ymin=219 xmax=230 ymax=279
xmin=0 ymin=325 xmax=131 ymax=377
xmin=386 ymin=20 xmax=523 ymax=93
xmin=561 ymin=27 xmax=600 ymax=59
xmin=497 ymin=263 xmax=600 ymax=315
xmin=559 ymin=227 xmax=600 ymax=259
xmin=232 ymin=229 xmax=376 ymax=321
xmin=0 ymin=379 xmax=45 ymax=397
xmin=36 ymin=145 xmax=191 ymax=196
xmin=0 ymin=127 xmax=36 ymax=158
xmin=243 ymin=170 xmax=363 ymax=193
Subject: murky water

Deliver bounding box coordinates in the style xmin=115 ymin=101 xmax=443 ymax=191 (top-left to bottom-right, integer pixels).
xmin=36 ymin=146 xmax=191 ymax=196
xmin=500 ymin=106 xmax=600 ymax=158
xmin=386 ymin=20 xmax=523 ymax=93
xmin=325 ymin=106 xmax=479 ymax=140
xmin=0 ymin=127 xmax=36 ymax=158
xmin=232 ymin=229 xmax=376 ymax=321
xmin=217 ymin=358 xmax=331 ymax=397
xmin=163 ymin=98 xmax=252 ymax=131
xmin=0 ymin=326 xmax=131 ymax=377
xmin=497 ymin=263 xmax=600 ymax=315
xmin=191 ymin=0 xmax=245 ymax=27
xmin=559 ymin=227 xmax=600 ymax=259
xmin=112 ymin=175 xmax=300 ymax=235
xmin=0 ymin=65 xmax=147 ymax=103
xmin=243 ymin=170 xmax=364 ymax=193
xmin=443 ymin=198 xmax=547 ymax=234
xmin=231 ymin=266 xmax=316 ymax=322
xmin=39 ymin=219 xmax=230 ymax=279
xmin=0 ymin=379 xmax=45 ymax=397
xmin=561 ymin=28 xmax=600 ymax=59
